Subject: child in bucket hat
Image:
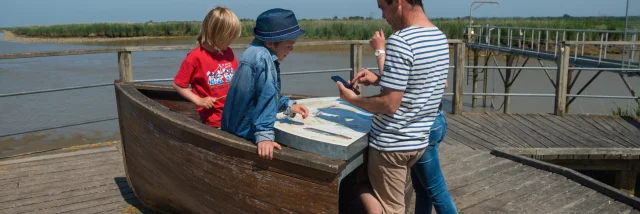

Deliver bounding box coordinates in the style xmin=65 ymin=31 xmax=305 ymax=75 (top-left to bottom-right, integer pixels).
xmin=221 ymin=8 xmax=310 ymax=160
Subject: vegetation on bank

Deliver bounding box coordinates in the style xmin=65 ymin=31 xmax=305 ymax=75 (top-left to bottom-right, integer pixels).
xmin=612 ymin=105 xmax=640 ymax=117
xmin=5 ymin=16 xmax=632 ymax=41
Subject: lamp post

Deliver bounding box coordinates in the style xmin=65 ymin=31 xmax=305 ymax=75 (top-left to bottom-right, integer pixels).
xmin=468 ymin=1 xmax=499 ymax=42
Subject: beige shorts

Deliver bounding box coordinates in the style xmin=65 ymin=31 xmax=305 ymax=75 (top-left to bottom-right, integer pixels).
xmin=367 ymin=147 xmax=425 ymax=214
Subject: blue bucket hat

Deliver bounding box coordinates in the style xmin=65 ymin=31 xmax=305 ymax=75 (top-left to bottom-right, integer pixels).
xmin=253 ymin=8 xmax=306 ymax=43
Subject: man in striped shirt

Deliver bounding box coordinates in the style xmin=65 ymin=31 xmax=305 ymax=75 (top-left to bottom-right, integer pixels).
xmin=336 ymin=0 xmax=453 ymax=213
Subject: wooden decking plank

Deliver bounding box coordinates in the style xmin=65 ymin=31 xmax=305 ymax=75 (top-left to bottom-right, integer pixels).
xmin=590 ymin=116 xmax=639 ymax=147
xmin=0 ymin=175 xmax=119 ymax=204
xmin=449 ymin=165 xmax=535 ymax=199
xmin=439 ymin=150 xmax=489 ymax=168
xmin=444 ymin=158 xmax=512 ymax=180
xmin=477 ymin=114 xmax=525 ymax=144
xmin=564 ymin=115 xmax=629 ymax=147
xmin=528 ymin=186 xmax=596 ymax=213
xmin=611 ymin=116 xmax=640 ymax=138
xmin=18 ymin=164 xmax=124 ymax=188
xmin=591 ymin=199 xmax=634 ymax=214
xmin=5 ymin=185 xmax=133 ymax=214
xmin=0 ymin=150 xmax=121 ymax=172
xmin=515 ymin=114 xmax=576 ymax=148
xmin=553 ymin=192 xmax=623 ymax=214
xmin=486 ymin=113 xmax=538 ymax=148
xmin=603 ymin=116 xmax=640 ymax=140
xmin=495 ymin=113 xmax=549 ymax=148
xmin=68 ymin=199 xmax=144 ymax=214
xmin=0 ymin=178 xmax=128 ymax=211
xmin=446 ymin=161 xmax=520 ymax=189
xmin=441 ymin=154 xmax=498 ymax=179
xmin=506 ymin=114 xmax=562 ymax=148
xmin=442 ymin=136 xmax=476 ymax=151
xmin=99 ymin=205 xmax=152 ymax=214
xmin=448 ymin=116 xmax=515 ymax=148
xmin=0 ymin=157 xmax=122 ymax=181
xmin=569 ymin=115 xmax=633 ymax=148
xmin=496 ymin=177 xmax=581 ymax=213
xmin=459 ymin=114 xmax=521 ymax=147
xmin=532 ymin=114 xmax=591 ymax=148
xmin=26 ymin=191 xmax=137 ymax=214
xmin=0 ymin=178 xmax=19 ymax=191
xmin=597 ymin=116 xmax=640 ymax=147
xmin=461 ymin=171 xmax=563 ymax=213
xmin=442 ymin=128 xmax=488 ymax=150
xmin=0 ymin=147 xmax=117 ymax=166
xmin=454 ymin=169 xmax=550 ymax=210
xmin=542 ymin=114 xmax=619 ymax=147
xmin=448 ymin=122 xmax=505 ymax=150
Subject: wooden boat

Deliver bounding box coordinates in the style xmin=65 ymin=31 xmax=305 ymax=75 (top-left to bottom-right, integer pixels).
xmin=113 ymin=81 xmax=414 ymax=213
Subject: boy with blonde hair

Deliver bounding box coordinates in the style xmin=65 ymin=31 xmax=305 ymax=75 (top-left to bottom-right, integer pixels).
xmin=173 ymin=6 xmax=241 ymax=128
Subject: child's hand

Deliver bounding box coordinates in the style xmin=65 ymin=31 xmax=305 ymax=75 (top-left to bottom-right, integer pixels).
xmin=196 ymin=97 xmax=216 ymax=109
xmin=292 ymin=104 xmax=309 ymax=119
xmin=257 ymin=141 xmax=282 ymax=160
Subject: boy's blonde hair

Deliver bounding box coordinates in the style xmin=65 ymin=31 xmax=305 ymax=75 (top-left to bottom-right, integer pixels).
xmin=197 ymin=7 xmax=241 ymax=53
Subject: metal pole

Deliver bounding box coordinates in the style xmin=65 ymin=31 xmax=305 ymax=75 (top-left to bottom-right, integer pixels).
xmin=582 ymin=32 xmax=586 ymax=55
xmin=599 ymin=33 xmax=604 ymax=64
xmin=604 ymin=33 xmax=609 ymax=59
xmin=555 ymin=31 xmax=559 ymax=57
xmin=498 ymin=28 xmax=501 ymax=47
xmin=622 ymin=0 xmax=630 ymax=68
xmin=546 ymin=30 xmax=549 ymax=51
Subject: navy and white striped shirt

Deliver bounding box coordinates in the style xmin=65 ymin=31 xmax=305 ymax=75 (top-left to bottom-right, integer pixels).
xmin=369 ymin=27 xmax=449 ymax=152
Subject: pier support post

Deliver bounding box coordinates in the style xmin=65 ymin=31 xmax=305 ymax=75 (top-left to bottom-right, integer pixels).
xmin=118 ymin=51 xmax=133 ymax=83
xmin=453 ymin=43 xmax=465 ymax=114
xmin=350 ymin=44 xmax=363 ymax=81
xmin=555 ymin=44 xmax=570 ymax=116
xmin=615 ymin=170 xmax=637 ymax=196
xmin=472 ymin=49 xmax=479 ymax=108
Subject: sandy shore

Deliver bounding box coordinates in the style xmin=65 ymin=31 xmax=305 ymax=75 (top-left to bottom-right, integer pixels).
xmin=1 ymin=31 xmax=377 ymax=54
xmin=1 ymin=31 xmax=197 ymax=44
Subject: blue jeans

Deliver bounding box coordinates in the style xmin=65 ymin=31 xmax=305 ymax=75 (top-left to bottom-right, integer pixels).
xmin=410 ymin=111 xmax=458 ymax=214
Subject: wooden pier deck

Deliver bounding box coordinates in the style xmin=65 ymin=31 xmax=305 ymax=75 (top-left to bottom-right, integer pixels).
xmin=0 ymin=114 xmax=639 ymax=213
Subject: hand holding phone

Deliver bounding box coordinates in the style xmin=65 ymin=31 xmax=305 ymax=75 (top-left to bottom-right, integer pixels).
xmin=331 ymin=76 xmax=360 ymax=95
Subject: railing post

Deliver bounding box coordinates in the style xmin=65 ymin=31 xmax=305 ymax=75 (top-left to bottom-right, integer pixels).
xmin=118 ymin=51 xmax=133 ymax=83
xmin=555 ymin=44 xmax=570 ymax=116
xmin=350 ymin=44 xmax=362 ymax=81
xmin=453 ymin=43 xmax=465 ymax=114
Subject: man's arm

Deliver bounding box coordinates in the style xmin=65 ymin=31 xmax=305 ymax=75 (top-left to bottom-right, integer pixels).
xmin=348 ymin=87 xmax=404 ymax=115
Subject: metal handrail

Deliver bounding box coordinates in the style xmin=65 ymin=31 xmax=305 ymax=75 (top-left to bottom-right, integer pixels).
xmin=468 ymin=25 xmax=640 ymax=34
xmin=0 ymin=117 xmax=118 ymax=138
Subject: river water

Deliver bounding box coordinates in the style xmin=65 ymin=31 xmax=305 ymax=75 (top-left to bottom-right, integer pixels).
xmin=0 ymin=32 xmax=638 ymax=157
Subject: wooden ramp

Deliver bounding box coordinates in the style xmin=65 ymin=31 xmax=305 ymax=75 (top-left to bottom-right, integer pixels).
xmin=444 ymin=113 xmax=640 ymax=150
xmin=1 ymin=141 xmax=639 ymax=213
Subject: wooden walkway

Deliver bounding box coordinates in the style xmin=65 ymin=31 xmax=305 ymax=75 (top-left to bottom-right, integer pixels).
xmin=444 ymin=113 xmax=640 ymax=151
xmin=0 ymin=113 xmax=639 ymax=213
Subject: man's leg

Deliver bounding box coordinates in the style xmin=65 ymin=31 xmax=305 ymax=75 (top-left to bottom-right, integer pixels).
xmin=368 ymin=147 xmax=423 ymax=214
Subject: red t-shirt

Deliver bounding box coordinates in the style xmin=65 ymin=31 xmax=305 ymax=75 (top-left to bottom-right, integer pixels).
xmin=173 ymin=46 xmax=238 ymax=128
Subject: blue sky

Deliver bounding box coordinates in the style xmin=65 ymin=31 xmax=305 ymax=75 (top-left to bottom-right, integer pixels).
xmin=0 ymin=0 xmax=636 ymax=27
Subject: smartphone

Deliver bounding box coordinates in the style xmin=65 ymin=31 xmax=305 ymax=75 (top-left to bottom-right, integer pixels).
xmin=331 ymin=76 xmax=352 ymax=88
xmin=331 ymin=76 xmax=360 ymax=95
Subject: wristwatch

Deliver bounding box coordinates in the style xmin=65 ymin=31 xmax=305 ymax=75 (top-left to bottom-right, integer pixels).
xmin=374 ymin=50 xmax=385 ymax=57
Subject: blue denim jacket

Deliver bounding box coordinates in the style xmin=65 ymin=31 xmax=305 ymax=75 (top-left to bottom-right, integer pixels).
xmin=221 ymin=39 xmax=295 ymax=144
